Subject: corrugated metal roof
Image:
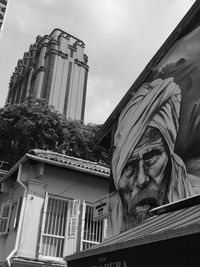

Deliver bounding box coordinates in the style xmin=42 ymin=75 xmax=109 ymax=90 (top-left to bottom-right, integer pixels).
xmin=0 ymin=149 xmax=110 ymax=183
xmin=99 ymin=204 xmax=200 ymax=248
xmin=66 ymin=197 xmax=200 ymax=261
xmin=28 ymin=149 xmax=110 ymax=177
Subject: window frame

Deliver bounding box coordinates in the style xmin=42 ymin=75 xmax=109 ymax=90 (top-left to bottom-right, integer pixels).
xmin=80 ymin=202 xmax=108 ymax=251
xmin=39 ymin=193 xmax=71 ymax=261
xmin=0 ymin=202 xmax=12 ymax=235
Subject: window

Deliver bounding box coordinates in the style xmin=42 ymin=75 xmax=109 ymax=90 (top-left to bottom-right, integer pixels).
xmin=0 ymin=203 xmax=12 ymax=235
xmin=81 ymin=204 xmax=108 ymax=251
xmin=40 ymin=195 xmax=68 ymax=258
xmin=70 ymin=49 xmax=74 ymax=58
xmin=39 ymin=195 xmax=108 ymax=258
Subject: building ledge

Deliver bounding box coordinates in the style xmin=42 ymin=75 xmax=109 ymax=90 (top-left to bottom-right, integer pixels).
xmin=11 ymin=256 xmax=65 ymax=267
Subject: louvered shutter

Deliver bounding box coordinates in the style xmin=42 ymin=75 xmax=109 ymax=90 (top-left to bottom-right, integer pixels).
xmin=103 ymin=218 xmax=108 ymax=240
xmin=67 ymin=199 xmax=80 ymax=237
xmin=0 ymin=203 xmax=12 ymax=234
xmin=63 ymin=199 xmax=81 ymax=255
xmin=39 ymin=192 xmax=49 ymax=255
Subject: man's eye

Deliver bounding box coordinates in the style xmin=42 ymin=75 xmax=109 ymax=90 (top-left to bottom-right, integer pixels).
xmin=123 ymin=162 xmax=136 ymax=176
xmin=143 ymin=150 xmax=162 ymax=164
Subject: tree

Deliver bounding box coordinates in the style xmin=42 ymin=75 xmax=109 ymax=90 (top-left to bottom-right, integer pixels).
xmin=60 ymin=120 xmax=111 ymax=165
xmin=0 ymin=98 xmax=111 ymax=169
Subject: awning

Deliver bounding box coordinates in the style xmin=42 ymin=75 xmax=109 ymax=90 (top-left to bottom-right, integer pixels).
xmin=65 ymin=196 xmax=200 ymax=267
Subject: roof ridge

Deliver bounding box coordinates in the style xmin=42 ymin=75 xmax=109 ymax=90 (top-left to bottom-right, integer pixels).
xmin=28 ymin=149 xmax=110 ymax=175
xmin=29 ymin=149 xmax=108 ymax=166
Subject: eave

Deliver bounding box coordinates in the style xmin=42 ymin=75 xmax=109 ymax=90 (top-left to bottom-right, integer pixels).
xmin=0 ymin=151 xmax=110 ymax=184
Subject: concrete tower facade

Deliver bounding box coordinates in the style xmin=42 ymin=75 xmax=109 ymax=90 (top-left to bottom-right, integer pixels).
xmin=0 ymin=0 xmax=8 ymax=32
xmin=7 ymin=28 xmax=89 ymax=121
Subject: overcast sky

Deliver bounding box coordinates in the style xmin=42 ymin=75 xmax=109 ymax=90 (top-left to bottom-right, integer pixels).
xmin=0 ymin=0 xmax=196 ymax=124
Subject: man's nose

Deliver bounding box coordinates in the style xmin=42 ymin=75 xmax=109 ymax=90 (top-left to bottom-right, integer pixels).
xmin=136 ymin=160 xmax=149 ymax=188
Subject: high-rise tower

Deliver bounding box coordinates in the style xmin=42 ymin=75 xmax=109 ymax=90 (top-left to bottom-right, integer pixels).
xmin=0 ymin=0 xmax=8 ymax=32
xmin=7 ymin=29 xmax=89 ymax=121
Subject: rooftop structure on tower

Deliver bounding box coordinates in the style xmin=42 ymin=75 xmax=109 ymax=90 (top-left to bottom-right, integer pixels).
xmin=6 ymin=28 xmax=89 ymax=121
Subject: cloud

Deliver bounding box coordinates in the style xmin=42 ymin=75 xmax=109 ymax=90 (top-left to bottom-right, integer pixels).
xmin=85 ymin=76 xmax=116 ymax=123
xmin=0 ymin=0 xmax=196 ymax=125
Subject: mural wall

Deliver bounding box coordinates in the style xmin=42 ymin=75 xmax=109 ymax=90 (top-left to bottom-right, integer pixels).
xmin=109 ymin=24 xmax=200 ymax=237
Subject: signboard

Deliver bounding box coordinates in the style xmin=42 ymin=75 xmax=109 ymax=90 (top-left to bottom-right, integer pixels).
xmin=93 ymin=195 xmax=109 ymax=221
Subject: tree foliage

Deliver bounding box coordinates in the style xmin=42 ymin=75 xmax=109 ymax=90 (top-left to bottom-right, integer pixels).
xmin=0 ymin=98 xmax=111 ymax=169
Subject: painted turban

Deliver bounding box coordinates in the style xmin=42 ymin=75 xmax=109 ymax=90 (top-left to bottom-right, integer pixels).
xmin=112 ymin=78 xmax=195 ymax=202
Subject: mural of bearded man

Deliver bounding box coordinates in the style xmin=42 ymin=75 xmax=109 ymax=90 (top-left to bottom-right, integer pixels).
xmin=109 ymin=78 xmax=200 ymax=236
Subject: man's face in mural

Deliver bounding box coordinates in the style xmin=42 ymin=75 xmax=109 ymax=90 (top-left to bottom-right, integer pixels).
xmin=118 ymin=127 xmax=170 ymax=230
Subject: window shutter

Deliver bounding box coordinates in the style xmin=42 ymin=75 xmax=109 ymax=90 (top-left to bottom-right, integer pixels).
xmin=67 ymin=199 xmax=80 ymax=237
xmin=103 ymin=218 xmax=108 ymax=240
xmin=0 ymin=203 xmax=12 ymax=234
xmin=39 ymin=192 xmax=49 ymax=255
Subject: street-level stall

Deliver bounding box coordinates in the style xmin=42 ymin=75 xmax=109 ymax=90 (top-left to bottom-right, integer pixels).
xmin=65 ymin=195 xmax=200 ymax=267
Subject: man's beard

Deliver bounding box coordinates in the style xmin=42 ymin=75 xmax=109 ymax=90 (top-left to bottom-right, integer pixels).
xmin=120 ymin=178 xmax=169 ymax=232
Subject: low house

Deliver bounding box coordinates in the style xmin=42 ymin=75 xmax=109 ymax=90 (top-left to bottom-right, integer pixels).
xmin=0 ymin=149 xmax=109 ymax=266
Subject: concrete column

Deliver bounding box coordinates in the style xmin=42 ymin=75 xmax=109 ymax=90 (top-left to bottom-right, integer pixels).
xmin=35 ymin=45 xmax=47 ymax=99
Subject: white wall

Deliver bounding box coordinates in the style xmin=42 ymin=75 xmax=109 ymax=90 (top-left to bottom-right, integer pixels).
xmin=41 ymin=165 xmax=109 ymax=203
xmin=10 ymin=161 xmax=109 ymax=261
xmin=0 ymin=182 xmax=24 ymax=262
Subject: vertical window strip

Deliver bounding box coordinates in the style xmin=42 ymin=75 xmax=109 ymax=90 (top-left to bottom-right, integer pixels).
xmin=81 ymin=69 xmax=88 ymax=121
xmin=20 ymin=74 xmax=29 ymax=103
xmin=63 ymin=61 xmax=72 ymax=116
xmin=67 ymin=199 xmax=79 ymax=237
xmin=15 ymin=81 xmax=22 ymax=104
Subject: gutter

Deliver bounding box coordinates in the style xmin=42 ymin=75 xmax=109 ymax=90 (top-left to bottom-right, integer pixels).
xmin=6 ymin=164 xmax=28 ymax=267
xmin=0 ymin=155 xmax=28 ymax=183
